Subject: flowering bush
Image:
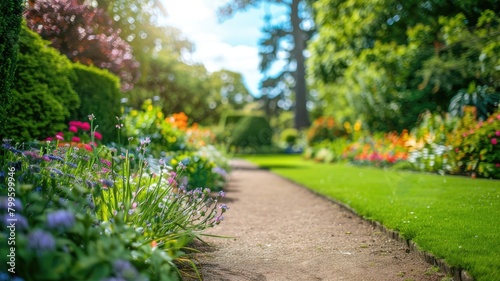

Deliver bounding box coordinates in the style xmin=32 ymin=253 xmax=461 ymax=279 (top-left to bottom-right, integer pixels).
xmin=124 ymin=100 xmax=187 ymax=153
xmin=405 ymin=112 xmax=459 ymax=173
xmin=43 ymin=118 xmax=103 ymax=151
xmin=342 ymin=131 xmax=409 ymax=167
xmin=306 ymin=116 xmax=347 ymax=145
xmin=0 ymin=128 xmax=227 ymax=280
xmin=453 ymin=110 xmax=500 ymax=178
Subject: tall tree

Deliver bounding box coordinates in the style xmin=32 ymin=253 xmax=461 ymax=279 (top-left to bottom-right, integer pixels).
xmin=24 ymin=0 xmax=140 ymax=91
xmin=0 ymin=0 xmax=24 ymax=138
xmin=218 ymin=0 xmax=313 ymax=129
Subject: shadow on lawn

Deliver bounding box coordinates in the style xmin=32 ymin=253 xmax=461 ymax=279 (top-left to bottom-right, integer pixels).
xmin=257 ymin=164 xmax=305 ymax=170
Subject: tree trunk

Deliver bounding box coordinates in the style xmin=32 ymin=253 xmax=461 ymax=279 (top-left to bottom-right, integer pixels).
xmin=290 ymin=0 xmax=310 ymax=129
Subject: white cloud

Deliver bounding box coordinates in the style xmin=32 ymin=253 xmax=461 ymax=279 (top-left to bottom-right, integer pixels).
xmin=160 ymin=0 xmax=263 ymax=96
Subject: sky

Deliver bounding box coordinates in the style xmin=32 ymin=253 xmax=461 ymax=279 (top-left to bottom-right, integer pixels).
xmin=159 ymin=0 xmax=283 ymax=97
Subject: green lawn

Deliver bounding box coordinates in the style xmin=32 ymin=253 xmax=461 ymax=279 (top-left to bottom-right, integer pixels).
xmin=242 ymin=154 xmax=500 ymax=281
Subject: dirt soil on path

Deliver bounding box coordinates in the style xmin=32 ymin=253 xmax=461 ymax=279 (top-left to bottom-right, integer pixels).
xmin=190 ymin=159 xmax=446 ymax=281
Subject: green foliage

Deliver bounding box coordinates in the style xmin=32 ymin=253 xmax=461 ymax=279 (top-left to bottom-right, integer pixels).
xmin=126 ymin=55 xmax=252 ymax=126
xmin=123 ymin=100 xmax=186 ymax=153
xmin=449 ymin=83 xmax=500 ymax=121
xmin=70 ymin=63 xmax=122 ymax=143
xmin=280 ymin=128 xmax=299 ymax=146
xmin=245 ymin=154 xmax=500 ymax=281
xmin=226 ymin=114 xmax=274 ymax=148
xmin=3 ymin=25 xmax=80 ymax=141
xmin=308 ymin=1 xmax=500 ymax=132
xmin=0 ymin=0 xmax=24 ymax=137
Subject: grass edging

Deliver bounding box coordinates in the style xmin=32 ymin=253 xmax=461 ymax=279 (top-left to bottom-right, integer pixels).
xmin=254 ymin=164 xmax=474 ymax=281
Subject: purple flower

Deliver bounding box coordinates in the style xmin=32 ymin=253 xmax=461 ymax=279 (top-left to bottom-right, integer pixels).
xmin=212 ymin=167 xmax=228 ymax=177
xmin=113 ymin=259 xmax=138 ymax=279
xmin=47 ymin=210 xmax=75 ymax=230
xmin=214 ymin=215 xmax=224 ymax=225
xmin=0 ymin=197 xmax=23 ymax=211
xmin=28 ymin=230 xmax=56 ymax=252
xmin=2 ymin=214 xmax=28 ymax=230
xmin=101 ymin=179 xmax=114 ymax=188
xmin=218 ymin=191 xmax=226 ymax=198
xmin=100 ymin=158 xmax=112 ymax=167
xmin=219 ymin=204 xmax=229 ymax=213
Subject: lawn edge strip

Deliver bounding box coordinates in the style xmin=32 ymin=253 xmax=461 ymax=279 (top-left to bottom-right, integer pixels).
xmin=256 ymin=165 xmax=475 ymax=281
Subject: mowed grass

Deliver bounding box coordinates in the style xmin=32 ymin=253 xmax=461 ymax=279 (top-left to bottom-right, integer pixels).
xmin=242 ymin=154 xmax=500 ymax=281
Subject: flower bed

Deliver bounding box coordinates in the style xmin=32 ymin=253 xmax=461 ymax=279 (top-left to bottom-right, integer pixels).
xmin=305 ymin=110 xmax=500 ymax=179
xmin=0 ymin=114 xmax=229 ymax=280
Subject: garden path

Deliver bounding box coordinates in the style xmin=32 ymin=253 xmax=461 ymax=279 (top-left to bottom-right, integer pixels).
xmin=191 ymin=159 xmax=445 ymax=281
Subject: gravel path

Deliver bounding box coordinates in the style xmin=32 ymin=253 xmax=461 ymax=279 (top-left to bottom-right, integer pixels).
xmin=191 ymin=159 xmax=445 ymax=281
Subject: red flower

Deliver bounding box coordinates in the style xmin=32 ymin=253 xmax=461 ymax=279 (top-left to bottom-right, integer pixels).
xmin=71 ymin=136 xmax=81 ymax=143
xmin=492 ymin=138 xmax=498 ymax=145
xmin=93 ymin=131 xmax=102 ymax=140
xmin=80 ymin=122 xmax=91 ymax=131
xmin=69 ymin=126 xmax=78 ymax=133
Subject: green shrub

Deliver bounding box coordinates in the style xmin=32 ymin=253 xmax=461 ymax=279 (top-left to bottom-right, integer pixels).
xmin=280 ymin=128 xmax=299 ymax=146
xmin=0 ymin=0 xmax=23 ymax=137
xmin=3 ymin=25 xmax=79 ymax=141
xmin=70 ymin=63 xmax=122 ymax=143
xmin=229 ymin=115 xmax=274 ymax=148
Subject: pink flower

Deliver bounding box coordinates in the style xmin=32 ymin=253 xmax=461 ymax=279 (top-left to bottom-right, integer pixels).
xmin=56 ymin=132 xmax=64 ymax=137
xmin=497 ymin=114 xmax=500 ymax=120
xmin=83 ymin=144 xmax=92 ymax=151
xmin=80 ymin=122 xmax=91 ymax=131
xmin=45 ymin=137 xmax=53 ymax=141
xmin=492 ymin=138 xmax=498 ymax=145
xmin=93 ymin=131 xmax=102 ymax=140
xmin=69 ymin=126 xmax=78 ymax=133
xmin=496 ymin=163 xmax=500 ymax=168
xmin=69 ymin=121 xmax=81 ymax=127
xmin=462 ymin=133 xmax=468 ymax=137
xmin=496 ymin=131 xmax=500 ymax=137
xmin=71 ymin=137 xmax=81 ymax=143
xmin=55 ymin=135 xmax=64 ymax=141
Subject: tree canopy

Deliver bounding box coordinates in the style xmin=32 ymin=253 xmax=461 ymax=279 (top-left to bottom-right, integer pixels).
xmin=307 ymin=0 xmax=500 ymax=132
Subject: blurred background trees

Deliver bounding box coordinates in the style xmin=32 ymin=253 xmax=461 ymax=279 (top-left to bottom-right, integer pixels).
xmin=307 ymin=0 xmax=500 ymax=132
xmin=218 ymin=0 xmax=314 ymax=130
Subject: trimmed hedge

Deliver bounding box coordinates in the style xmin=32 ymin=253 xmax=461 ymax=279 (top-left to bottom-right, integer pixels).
xmin=3 ymin=25 xmax=79 ymax=141
xmin=229 ymin=115 xmax=274 ymax=148
xmin=0 ymin=0 xmax=24 ymax=137
xmin=70 ymin=63 xmax=122 ymax=143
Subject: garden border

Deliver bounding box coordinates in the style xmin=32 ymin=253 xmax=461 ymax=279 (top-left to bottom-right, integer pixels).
xmin=243 ymin=163 xmax=474 ymax=281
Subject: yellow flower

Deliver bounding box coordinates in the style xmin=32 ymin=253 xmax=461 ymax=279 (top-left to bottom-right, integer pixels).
xmin=147 ymin=105 xmax=153 ymax=111
xmin=354 ymin=120 xmax=362 ymax=132
xmin=171 ymin=159 xmax=178 ymax=165
xmin=131 ymin=110 xmax=138 ymax=116
xmin=157 ymin=111 xmax=163 ymax=119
